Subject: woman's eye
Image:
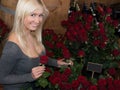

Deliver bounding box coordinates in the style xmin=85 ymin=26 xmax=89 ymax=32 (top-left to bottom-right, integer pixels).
xmin=31 ymin=14 xmax=36 ymax=17
xmin=39 ymin=14 xmax=44 ymax=17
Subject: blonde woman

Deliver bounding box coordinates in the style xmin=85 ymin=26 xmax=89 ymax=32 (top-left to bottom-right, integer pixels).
xmin=0 ymin=0 xmax=73 ymax=90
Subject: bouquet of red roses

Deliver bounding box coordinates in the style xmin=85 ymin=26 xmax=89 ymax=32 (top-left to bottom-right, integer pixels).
xmin=35 ymin=55 xmax=51 ymax=88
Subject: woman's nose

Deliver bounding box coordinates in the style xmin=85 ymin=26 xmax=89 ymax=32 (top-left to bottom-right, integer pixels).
xmin=35 ymin=17 xmax=40 ymax=23
xmin=35 ymin=16 xmax=42 ymax=24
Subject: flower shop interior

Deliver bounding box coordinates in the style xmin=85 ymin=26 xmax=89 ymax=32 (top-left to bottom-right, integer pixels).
xmin=0 ymin=0 xmax=120 ymax=90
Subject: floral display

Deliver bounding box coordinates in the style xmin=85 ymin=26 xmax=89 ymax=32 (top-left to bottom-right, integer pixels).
xmin=1 ymin=2 xmax=119 ymax=90
xmin=40 ymin=3 xmax=120 ymax=90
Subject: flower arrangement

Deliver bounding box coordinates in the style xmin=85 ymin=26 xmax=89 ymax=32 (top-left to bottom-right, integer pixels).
xmin=40 ymin=3 xmax=120 ymax=90
xmin=35 ymin=55 xmax=50 ymax=88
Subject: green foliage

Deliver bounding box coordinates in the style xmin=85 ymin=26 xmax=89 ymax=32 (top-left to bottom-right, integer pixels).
xmin=35 ymin=72 xmax=50 ymax=88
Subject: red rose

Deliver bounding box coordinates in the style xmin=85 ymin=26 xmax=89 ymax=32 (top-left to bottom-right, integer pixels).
xmin=44 ymin=41 xmax=54 ymax=49
xmin=97 ymin=5 xmax=104 ymax=15
xmin=72 ymin=80 xmax=80 ymax=89
xmin=92 ymin=39 xmax=100 ymax=46
xmin=113 ymin=80 xmax=120 ymax=89
xmin=108 ymin=85 xmax=114 ymax=90
xmin=49 ymin=77 xmax=61 ymax=85
xmin=62 ymin=47 xmax=71 ymax=59
xmin=61 ymin=20 xmax=69 ymax=27
xmin=112 ymin=20 xmax=119 ymax=27
xmin=79 ymin=29 xmax=88 ymax=42
xmin=78 ymin=50 xmax=85 ymax=57
xmin=49 ymin=71 xmax=61 ymax=85
xmin=56 ymin=42 xmax=65 ymax=48
xmin=108 ymin=68 xmax=116 ymax=76
xmin=106 ymin=16 xmax=112 ymax=24
xmin=112 ymin=49 xmax=120 ymax=57
xmin=63 ymin=68 xmax=72 ymax=77
xmin=60 ymin=82 xmax=72 ymax=90
xmin=98 ymin=78 xmax=107 ymax=87
xmin=61 ymin=74 xmax=68 ymax=82
xmin=88 ymin=85 xmax=97 ymax=90
xmin=40 ymin=55 xmax=48 ymax=64
xmin=106 ymin=78 xmax=113 ymax=85
xmin=106 ymin=7 xmax=112 ymax=14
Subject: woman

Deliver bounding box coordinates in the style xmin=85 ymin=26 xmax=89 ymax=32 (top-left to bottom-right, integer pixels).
xmin=0 ymin=0 xmax=73 ymax=90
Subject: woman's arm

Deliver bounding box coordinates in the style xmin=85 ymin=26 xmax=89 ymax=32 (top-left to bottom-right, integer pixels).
xmin=0 ymin=42 xmax=34 ymax=84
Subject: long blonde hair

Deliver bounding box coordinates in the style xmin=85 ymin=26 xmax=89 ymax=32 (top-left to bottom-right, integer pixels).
xmin=10 ymin=0 xmax=49 ymax=49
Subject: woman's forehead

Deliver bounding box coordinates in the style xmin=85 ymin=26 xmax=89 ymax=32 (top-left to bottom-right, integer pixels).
xmin=32 ymin=8 xmax=44 ymax=14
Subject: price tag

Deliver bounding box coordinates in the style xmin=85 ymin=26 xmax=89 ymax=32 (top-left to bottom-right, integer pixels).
xmin=87 ymin=62 xmax=102 ymax=73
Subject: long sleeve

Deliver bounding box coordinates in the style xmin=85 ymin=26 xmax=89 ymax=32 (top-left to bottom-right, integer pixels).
xmin=47 ymin=58 xmax=58 ymax=67
xmin=0 ymin=42 xmax=34 ymax=85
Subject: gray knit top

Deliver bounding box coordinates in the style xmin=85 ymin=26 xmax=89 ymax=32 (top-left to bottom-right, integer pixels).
xmin=0 ymin=41 xmax=58 ymax=90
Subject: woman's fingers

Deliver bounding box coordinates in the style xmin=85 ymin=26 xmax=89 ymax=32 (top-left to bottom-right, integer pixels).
xmin=68 ymin=60 xmax=74 ymax=65
xmin=31 ymin=66 xmax=45 ymax=79
xmin=57 ymin=59 xmax=74 ymax=67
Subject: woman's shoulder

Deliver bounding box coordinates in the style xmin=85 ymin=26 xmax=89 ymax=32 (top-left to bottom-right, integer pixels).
xmin=4 ymin=32 xmax=21 ymax=51
xmin=8 ymin=32 xmax=19 ymax=45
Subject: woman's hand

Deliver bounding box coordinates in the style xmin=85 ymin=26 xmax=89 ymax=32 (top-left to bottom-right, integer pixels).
xmin=31 ymin=65 xmax=45 ymax=79
xmin=57 ymin=58 xmax=73 ymax=67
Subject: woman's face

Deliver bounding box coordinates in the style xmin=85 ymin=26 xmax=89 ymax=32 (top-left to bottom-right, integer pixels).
xmin=24 ymin=8 xmax=44 ymax=31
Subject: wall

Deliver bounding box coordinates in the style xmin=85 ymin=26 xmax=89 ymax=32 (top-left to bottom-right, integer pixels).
xmin=0 ymin=0 xmax=120 ymax=34
xmin=0 ymin=0 xmax=70 ymax=34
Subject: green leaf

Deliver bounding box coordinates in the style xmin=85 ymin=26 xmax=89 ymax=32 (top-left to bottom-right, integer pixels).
xmin=37 ymin=78 xmax=49 ymax=88
xmin=42 ymin=72 xmax=51 ymax=78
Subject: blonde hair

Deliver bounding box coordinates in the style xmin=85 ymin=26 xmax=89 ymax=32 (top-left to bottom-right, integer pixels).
xmin=10 ymin=0 xmax=49 ymax=49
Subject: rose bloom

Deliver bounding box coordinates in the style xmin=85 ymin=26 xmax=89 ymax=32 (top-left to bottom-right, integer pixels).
xmin=106 ymin=7 xmax=112 ymax=14
xmin=78 ymin=75 xmax=87 ymax=83
xmin=62 ymin=47 xmax=71 ymax=59
xmin=106 ymin=78 xmax=113 ymax=85
xmin=72 ymin=80 xmax=80 ymax=89
xmin=112 ymin=49 xmax=120 ymax=57
xmin=92 ymin=39 xmax=100 ymax=46
xmin=106 ymin=16 xmax=112 ymax=24
xmin=44 ymin=41 xmax=54 ymax=49
xmin=88 ymin=85 xmax=97 ymax=90
xmin=61 ymin=74 xmax=68 ymax=82
xmin=63 ymin=68 xmax=72 ymax=77
xmin=49 ymin=76 xmax=61 ymax=85
xmin=97 ymin=5 xmax=105 ymax=15
xmin=46 ymin=50 xmax=54 ymax=57
xmin=78 ymin=50 xmax=85 ymax=57
xmin=99 ymin=42 xmax=106 ymax=49
xmin=92 ymin=30 xmax=100 ymax=37
xmin=79 ymin=29 xmax=88 ymax=42
xmin=98 ymin=78 xmax=107 ymax=87
xmin=112 ymin=20 xmax=119 ymax=27
xmin=49 ymin=71 xmax=61 ymax=85
xmin=108 ymin=85 xmax=115 ymax=90
xmin=52 ymin=33 xmax=59 ymax=42
xmin=108 ymin=68 xmax=116 ymax=76
xmin=113 ymin=80 xmax=120 ymax=89
xmin=56 ymin=42 xmax=65 ymax=48
xmin=60 ymin=82 xmax=72 ymax=90
xmin=40 ymin=55 xmax=48 ymax=64
xmin=77 ymin=75 xmax=90 ymax=88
